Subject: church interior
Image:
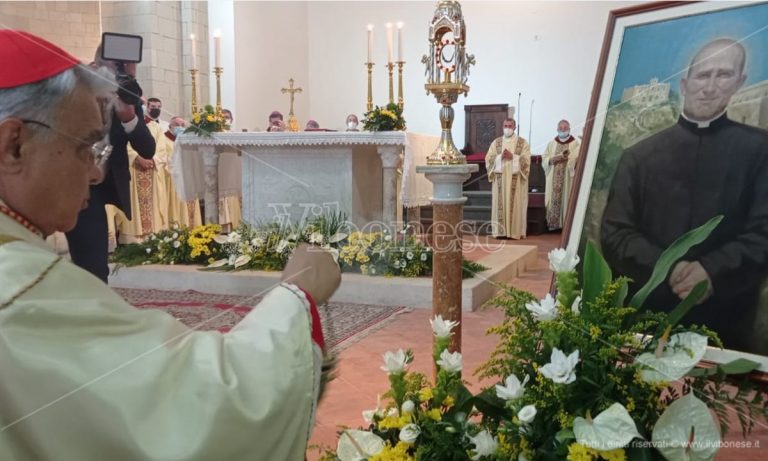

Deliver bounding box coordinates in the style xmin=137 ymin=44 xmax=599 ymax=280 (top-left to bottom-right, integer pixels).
xmin=1 ymin=1 xmax=767 ymax=460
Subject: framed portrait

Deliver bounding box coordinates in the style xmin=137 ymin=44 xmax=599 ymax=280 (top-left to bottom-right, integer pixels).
xmin=564 ymin=1 xmax=768 ymax=374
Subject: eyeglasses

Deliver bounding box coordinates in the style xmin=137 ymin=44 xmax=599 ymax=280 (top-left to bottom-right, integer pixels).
xmin=21 ymin=119 xmax=111 ymax=167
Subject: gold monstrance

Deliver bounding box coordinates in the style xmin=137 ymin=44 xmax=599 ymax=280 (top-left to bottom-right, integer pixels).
xmin=281 ymin=78 xmax=303 ymax=132
xmin=423 ymin=1 xmax=475 ymax=164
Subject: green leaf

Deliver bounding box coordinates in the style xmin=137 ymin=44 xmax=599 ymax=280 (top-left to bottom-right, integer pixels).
xmin=626 ymin=445 xmax=654 ymax=461
xmin=555 ymin=428 xmax=575 ymax=443
xmin=630 ymin=215 xmax=722 ymax=308
xmin=583 ymin=241 xmax=612 ymax=305
xmin=612 ymin=278 xmax=629 ymax=307
xmin=719 ymin=358 xmax=760 ymax=375
xmin=655 ymin=280 xmax=708 ymax=337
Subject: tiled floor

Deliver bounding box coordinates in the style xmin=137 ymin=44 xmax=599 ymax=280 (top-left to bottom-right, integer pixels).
xmin=307 ymin=232 xmax=767 ymax=460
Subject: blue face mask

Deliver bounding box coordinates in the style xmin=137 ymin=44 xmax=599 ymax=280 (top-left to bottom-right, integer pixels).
xmin=557 ymin=130 xmax=570 ymax=139
xmin=173 ymin=126 xmax=185 ymax=136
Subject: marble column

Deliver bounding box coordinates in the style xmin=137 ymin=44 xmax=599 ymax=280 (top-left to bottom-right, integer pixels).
xmin=201 ymin=145 xmax=220 ymax=225
xmin=416 ymin=164 xmax=478 ymax=353
xmin=377 ymin=145 xmax=402 ymax=228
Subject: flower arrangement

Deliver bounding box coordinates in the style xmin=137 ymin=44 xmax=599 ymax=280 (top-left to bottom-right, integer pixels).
xmin=318 ymin=216 xmax=767 ymax=461
xmin=111 ymin=224 xmax=222 ymax=266
xmin=186 ymin=104 xmax=230 ymax=136
xmin=363 ymin=103 xmax=406 ymax=132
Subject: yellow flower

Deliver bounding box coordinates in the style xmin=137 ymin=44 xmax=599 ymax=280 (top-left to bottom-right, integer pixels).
xmin=442 ymin=395 xmax=455 ymax=407
xmin=369 ymin=441 xmax=414 ymax=461
xmin=377 ymin=414 xmax=411 ymax=430
xmin=206 ymin=114 xmax=215 ymax=122
xmin=590 ymin=325 xmax=602 ymax=339
xmin=567 ymin=443 xmax=596 ymax=461
xmin=419 ymin=387 xmax=433 ymax=402
xmin=426 ymin=408 xmax=441 ymax=421
xmin=598 ymin=449 xmax=627 ymax=461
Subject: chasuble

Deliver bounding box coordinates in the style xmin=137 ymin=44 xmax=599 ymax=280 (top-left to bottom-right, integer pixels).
xmin=485 ymin=135 xmax=532 ymax=239
xmin=542 ymin=136 xmax=580 ymax=230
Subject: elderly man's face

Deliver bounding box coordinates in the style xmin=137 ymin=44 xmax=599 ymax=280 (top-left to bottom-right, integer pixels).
xmin=2 ymin=84 xmax=104 ymax=234
xmin=681 ymin=43 xmax=746 ymax=121
xmin=503 ymin=120 xmax=516 ymax=131
xmin=169 ymin=118 xmax=186 ymax=131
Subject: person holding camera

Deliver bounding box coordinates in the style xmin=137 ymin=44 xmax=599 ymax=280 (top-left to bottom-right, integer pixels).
xmin=65 ymin=42 xmax=156 ymax=282
xmin=0 ymin=30 xmax=342 ymax=460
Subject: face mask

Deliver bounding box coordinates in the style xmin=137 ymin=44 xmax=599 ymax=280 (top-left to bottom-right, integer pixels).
xmin=173 ymin=126 xmax=184 ymax=136
xmin=557 ymin=130 xmax=570 ymax=139
xmin=503 ymin=128 xmax=514 ymax=138
xmin=347 ymin=121 xmax=358 ymax=129
xmin=148 ymin=108 xmax=161 ymax=119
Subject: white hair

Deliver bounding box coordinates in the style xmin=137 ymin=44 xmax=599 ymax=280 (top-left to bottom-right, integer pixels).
xmin=0 ymin=64 xmax=116 ymax=139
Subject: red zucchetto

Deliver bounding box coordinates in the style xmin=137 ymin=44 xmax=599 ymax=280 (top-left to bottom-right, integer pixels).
xmin=0 ymin=30 xmax=80 ymax=89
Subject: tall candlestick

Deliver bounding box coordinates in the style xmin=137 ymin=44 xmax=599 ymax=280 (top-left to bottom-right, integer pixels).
xmin=367 ymin=24 xmax=374 ymax=63
xmin=397 ymin=22 xmax=404 ymax=62
xmin=213 ymin=30 xmax=222 ymax=69
xmin=190 ymin=33 xmax=198 ymax=69
xmin=386 ymin=23 xmax=393 ymax=64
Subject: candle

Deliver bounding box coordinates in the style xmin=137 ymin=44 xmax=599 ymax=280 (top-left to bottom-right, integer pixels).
xmin=397 ymin=22 xmax=404 ymax=62
xmin=190 ymin=34 xmax=197 ymax=69
xmin=386 ymin=23 xmax=393 ymax=64
xmin=367 ymin=24 xmax=374 ymax=63
xmin=213 ymin=30 xmax=222 ymax=68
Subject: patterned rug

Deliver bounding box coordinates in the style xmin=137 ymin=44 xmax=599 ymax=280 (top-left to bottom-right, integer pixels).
xmin=114 ymin=288 xmax=408 ymax=353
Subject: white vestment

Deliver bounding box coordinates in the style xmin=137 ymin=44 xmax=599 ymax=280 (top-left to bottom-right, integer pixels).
xmin=0 ymin=212 xmax=323 ymax=460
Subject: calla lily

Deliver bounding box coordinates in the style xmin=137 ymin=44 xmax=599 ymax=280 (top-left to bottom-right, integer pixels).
xmin=213 ymin=234 xmax=229 ymax=244
xmin=207 ymin=258 xmax=228 ymax=268
xmin=233 ymin=255 xmax=251 ymax=268
xmin=337 ymin=429 xmax=385 ymax=461
xmin=399 ymin=423 xmax=421 ymax=444
xmin=328 ymin=232 xmax=348 ymax=243
xmin=495 ymin=373 xmax=529 ymax=401
xmin=636 ymin=332 xmax=708 ymax=383
xmin=525 ymin=293 xmax=558 ymax=321
xmin=468 ymin=430 xmax=498 ymax=460
xmin=652 ymin=393 xmax=720 ymax=461
xmin=380 ymin=349 xmax=409 ymax=374
xmin=571 ymin=295 xmax=582 ymax=315
xmin=548 ymin=248 xmax=580 ymax=273
xmin=573 ymin=403 xmax=642 ymax=451
xmin=540 ymin=348 xmax=579 ymax=384
xmin=430 ymin=315 xmax=459 ymax=338
xmin=436 ymin=349 xmax=463 ymax=374
xmin=517 ymin=404 xmax=537 ymax=424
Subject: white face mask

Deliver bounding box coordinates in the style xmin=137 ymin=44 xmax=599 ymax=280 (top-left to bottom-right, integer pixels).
xmin=347 ymin=121 xmax=358 ymax=129
xmin=503 ymin=128 xmax=514 ymax=138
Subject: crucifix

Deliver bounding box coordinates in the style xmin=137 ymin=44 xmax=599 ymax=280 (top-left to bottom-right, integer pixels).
xmin=281 ymin=78 xmax=302 ymax=131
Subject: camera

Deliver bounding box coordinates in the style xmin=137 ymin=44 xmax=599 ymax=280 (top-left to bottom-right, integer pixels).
xmin=101 ymin=32 xmax=143 ymax=106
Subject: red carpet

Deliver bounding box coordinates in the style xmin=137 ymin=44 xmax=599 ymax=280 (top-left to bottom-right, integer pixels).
xmin=114 ymin=288 xmax=407 ymax=353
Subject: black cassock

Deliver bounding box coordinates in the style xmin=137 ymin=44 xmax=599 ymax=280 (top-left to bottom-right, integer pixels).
xmin=601 ymin=114 xmax=768 ymax=352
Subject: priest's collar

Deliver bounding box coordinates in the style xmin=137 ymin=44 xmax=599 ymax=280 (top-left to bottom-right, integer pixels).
xmin=0 ymin=199 xmax=43 ymax=238
xmin=554 ymin=135 xmax=575 ymax=144
xmin=679 ymin=110 xmax=728 ymax=129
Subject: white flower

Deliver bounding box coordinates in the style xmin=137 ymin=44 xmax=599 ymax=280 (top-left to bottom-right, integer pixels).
xmin=207 ymin=258 xmax=228 ymax=268
xmin=540 ymin=348 xmax=579 ymax=384
xmin=287 ymin=232 xmax=299 ymax=241
xmin=517 ymin=404 xmax=537 ymax=424
xmin=172 ymin=240 xmax=181 ymax=248
xmin=637 ymin=332 xmax=708 ymax=383
xmin=652 ymin=393 xmax=720 ymax=461
xmin=421 ymin=252 xmax=428 ymax=261
xmin=227 ymin=255 xmax=237 ymax=266
xmin=468 ymin=430 xmax=498 ymax=460
xmin=401 ymin=400 xmax=415 ymax=414
xmin=370 ymin=267 xmax=376 ymax=275
xmin=400 ymin=259 xmax=407 ymax=268
xmin=150 ymin=234 xmax=156 ymax=240
xmin=571 ymin=295 xmax=582 ymax=315
xmin=145 ymin=248 xmax=151 ymax=254
xmin=172 ymin=232 xmax=179 ymax=239
xmin=328 ymin=232 xmax=348 ymax=244
xmin=436 ymin=349 xmax=463 ymax=374
xmin=495 ymin=373 xmax=529 ymax=401
xmin=234 ymin=255 xmax=251 ymax=268
xmin=213 ymin=234 xmax=228 ymax=244
xmin=251 ymin=237 xmax=264 ymax=248
xmin=227 ymin=232 xmax=241 ymax=244
xmin=384 ymin=234 xmax=392 ymax=242
xmin=380 ymin=349 xmax=409 ymax=374
xmin=525 ymin=293 xmax=558 ymax=321
xmin=163 ymin=236 xmax=171 ymax=243
xmin=406 ymin=251 xmax=414 ymax=260
xmin=309 ymin=232 xmax=324 ymax=244
xmin=156 ymin=244 xmax=162 ymax=251
xmin=336 ymin=429 xmax=385 ymax=461
xmin=574 ymin=403 xmax=642 ymax=451
xmin=399 ymin=423 xmax=421 ymax=444
xmin=430 ymin=315 xmax=459 ymax=339
xmin=548 ymin=248 xmax=580 ymax=273
xmin=275 ymin=239 xmax=289 ymax=253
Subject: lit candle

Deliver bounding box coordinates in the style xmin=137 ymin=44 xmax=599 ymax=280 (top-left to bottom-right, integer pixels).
xmin=190 ymin=33 xmax=197 ymax=69
xmin=213 ymin=30 xmax=222 ymax=68
xmin=397 ymin=22 xmax=404 ymax=62
xmin=367 ymin=24 xmax=374 ymax=63
xmin=386 ymin=23 xmax=393 ymax=64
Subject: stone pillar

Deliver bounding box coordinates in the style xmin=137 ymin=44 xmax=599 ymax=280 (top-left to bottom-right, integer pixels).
xmin=201 ymin=145 xmax=220 ymax=224
xmin=377 ymin=145 xmax=402 ymax=228
xmin=416 ymin=164 xmax=478 ymax=352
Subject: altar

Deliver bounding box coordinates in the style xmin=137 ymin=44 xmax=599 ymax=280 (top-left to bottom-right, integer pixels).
xmin=171 ymin=131 xmax=436 ymax=228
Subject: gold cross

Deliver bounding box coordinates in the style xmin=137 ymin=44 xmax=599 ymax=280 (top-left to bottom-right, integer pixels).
xmin=281 ymin=78 xmax=303 ymax=116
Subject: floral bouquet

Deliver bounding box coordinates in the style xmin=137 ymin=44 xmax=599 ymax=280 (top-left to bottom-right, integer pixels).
xmin=363 ymin=102 xmax=406 ymax=132
xmin=111 ymin=224 xmax=222 ymax=266
xmin=186 ymin=104 xmax=230 ymax=137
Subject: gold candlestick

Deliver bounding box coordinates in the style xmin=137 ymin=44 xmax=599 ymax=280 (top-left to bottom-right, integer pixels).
xmin=190 ymin=68 xmax=199 ymax=114
xmin=213 ymin=67 xmax=223 ymax=112
xmin=387 ymin=62 xmax=395 ymax=105
xmin=366 ymin=62 xmax=374 ymax=112
xmin=396 ymin=61 xmax=405 ymax=110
